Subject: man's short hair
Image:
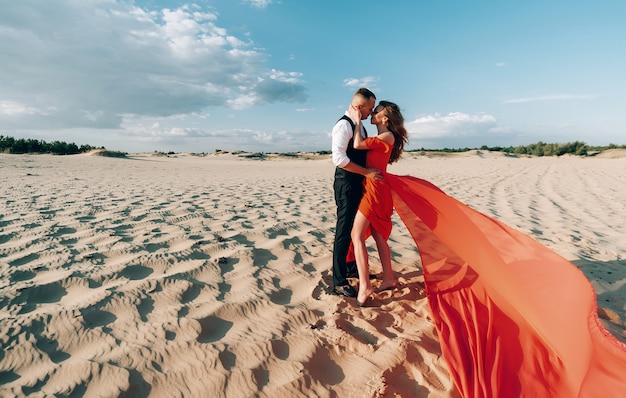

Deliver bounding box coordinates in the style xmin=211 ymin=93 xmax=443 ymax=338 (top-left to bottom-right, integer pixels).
xmin=354 ymin=87 xmax=376 ymax=100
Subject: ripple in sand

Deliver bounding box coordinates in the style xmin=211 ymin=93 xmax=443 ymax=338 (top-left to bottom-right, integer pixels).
xmin=31 ymin=319 xmax=71 ymax=364
xmin=218 ymin=346 xmax=237 ymax=371
xmin=81 ymin=307 xmax=117 ymax=329
xmin=196 ymin=315 xmax=233 ymax=343
xmin=117 ymin=265 xmax=153 ymax=281
xmin=180 ymin=281 xmax=203 ymax=304
xmin=268 ymin=288 xmax=292 ymax=305
xmin=11 ymin=281 xmax=68 ymax=314
xmin=137 ymin=297 xmax=155 ymax=322
xmin=0 ymin=232 xmax=16 ymax=244
xmin=252 ymin=247 xmax=277 ymax=268
xmin=8 ymin=252 xmax=40 ymax=267
xmin=9 ymin=269 xmax=36 ymax=283
xmin=0 ymin=370 xmax=20 ymax=385
xmin=270 ymin=339 xmax=290 ymax=360
xmin=305 ymin=347 xmax=344 ymax=385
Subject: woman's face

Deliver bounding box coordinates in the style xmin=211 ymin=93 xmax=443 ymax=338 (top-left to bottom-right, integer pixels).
xmin=370 ymin=105 xmax=384 ymax=125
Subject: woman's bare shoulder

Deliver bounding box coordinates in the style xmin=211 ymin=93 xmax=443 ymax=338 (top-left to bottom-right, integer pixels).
xmin=376 ymin=131 xmax=395 ymax=145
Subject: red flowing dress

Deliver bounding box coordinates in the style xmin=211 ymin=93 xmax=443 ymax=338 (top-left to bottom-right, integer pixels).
xmin=357 ymin=137 xmax=394 ymax=240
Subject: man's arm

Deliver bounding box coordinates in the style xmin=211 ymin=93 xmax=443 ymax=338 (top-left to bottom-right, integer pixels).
xmin=331 ymin=118 xmax=353 ymax=168
xmin=342 ymin=161 xmax=380 ymax=179
xmin=331 ymin=115 xmax=381 ymax=180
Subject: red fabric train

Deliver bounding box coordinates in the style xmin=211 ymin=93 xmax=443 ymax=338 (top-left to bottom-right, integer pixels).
xmin=385 ymin=174 xmax=626 ymax=397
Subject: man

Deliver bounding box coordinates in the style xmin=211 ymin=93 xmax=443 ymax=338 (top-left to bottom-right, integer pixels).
xmin=330 ymin=87 xmax=380 ymax=297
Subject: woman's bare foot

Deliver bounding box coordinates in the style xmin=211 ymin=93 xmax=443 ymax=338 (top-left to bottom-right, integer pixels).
xmin=357 ymin=286 xmax=375 ymax=307
xmin=377 ymin=279 xmax=399 ymax=292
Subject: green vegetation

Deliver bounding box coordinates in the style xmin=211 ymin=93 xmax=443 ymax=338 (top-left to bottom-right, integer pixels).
xmin=3 ymin=134 xmax=624 ymax=157
xmin=504 ymin=141 xmax=589 ymax=156
xmin=0 ymin=135 xmax=98 ymax=155
xmin=411 ymin=141 xmax=626 ymax=157
xmin=239 ymin=152 xmax=266 ymax=159
xmin=91 ymin=150 xmax=128 ymax=158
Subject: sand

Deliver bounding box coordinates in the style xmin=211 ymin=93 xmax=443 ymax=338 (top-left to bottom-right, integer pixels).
xmin=1 ymin=151 xmax=624 ymax=397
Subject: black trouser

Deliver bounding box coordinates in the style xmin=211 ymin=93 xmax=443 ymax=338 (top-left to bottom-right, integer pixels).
xmin=332 ymin=172 xmax=364 ymax=287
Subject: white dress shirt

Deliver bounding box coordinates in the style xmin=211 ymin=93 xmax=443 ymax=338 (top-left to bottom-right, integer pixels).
xmin=331 ymin=111 xmax=367 ymax=168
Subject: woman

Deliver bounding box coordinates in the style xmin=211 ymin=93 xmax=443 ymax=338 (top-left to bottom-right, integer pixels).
xmin=348 ymin=100 xmax=408 ymax=306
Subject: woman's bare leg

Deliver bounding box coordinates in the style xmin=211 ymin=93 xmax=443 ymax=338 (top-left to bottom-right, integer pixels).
xmin=351 ymin=211 xmax=374 ymax=304
xmin=371 ymin=227 xmax=398 ymax=290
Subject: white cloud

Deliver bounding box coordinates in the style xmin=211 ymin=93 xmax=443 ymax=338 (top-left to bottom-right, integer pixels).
xmin=407 ymin=112 xmax=498 ymax=138
xmin=503 ymin=94 xmax=594 ymax=104
xmin=245 ymin=0 xmax=275 ymax=8
xmin=343 ymin=76 xmax=377 ymax=88
xmin=0 ymin=101 xmax=43 ymax=116
xmin=0 ymin=1 xmax=306 ymax=131
xmin=269 ymin=69 xmax=303 ymax=84
xmin=123 ymin=120 xmax=207 ymax=140
xmin=253 ymin=131 xmax=274 ymax=142
xmin=404 ymin=112 xmax=517 ymax=148
xmin=120 ymin=115 xmax=278 ymax=148
xmin=496 ymin=62 xmax=507 ymax=67
xmin=227 ymin=94 xmax=259 ymax=110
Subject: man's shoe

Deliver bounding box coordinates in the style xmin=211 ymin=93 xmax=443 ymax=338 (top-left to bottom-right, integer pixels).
xmin=333 ymin=284 xmax=357 ymax=298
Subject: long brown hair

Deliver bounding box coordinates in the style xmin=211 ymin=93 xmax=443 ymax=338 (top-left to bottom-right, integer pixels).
xmin=379 ymin=100 xmax=408 ymax=163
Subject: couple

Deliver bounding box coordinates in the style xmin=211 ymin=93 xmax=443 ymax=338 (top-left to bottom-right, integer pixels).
xmin=330 ymin=87 xmax=407 ymax=306
xmin=329 ymin=88 xmax=626 ymax=396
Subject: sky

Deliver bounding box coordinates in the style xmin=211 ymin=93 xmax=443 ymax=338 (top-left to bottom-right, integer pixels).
xmin=1 ymin=0 xmax=625 ymax=153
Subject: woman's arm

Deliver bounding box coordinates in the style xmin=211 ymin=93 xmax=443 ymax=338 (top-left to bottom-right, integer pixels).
xmin=349 ymin=105 xmax=368 ymax=150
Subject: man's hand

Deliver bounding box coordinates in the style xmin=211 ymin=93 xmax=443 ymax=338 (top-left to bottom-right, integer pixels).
xmin=364 ymin=168 xmax=383 ymax=181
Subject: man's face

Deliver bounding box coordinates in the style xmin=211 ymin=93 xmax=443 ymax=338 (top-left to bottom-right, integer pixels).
xmin=357 ymin=97 xmax=376 ymax=119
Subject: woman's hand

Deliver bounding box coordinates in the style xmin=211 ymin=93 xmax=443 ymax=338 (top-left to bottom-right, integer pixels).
xmin=349 ymin=104 xmax=362 ymax=122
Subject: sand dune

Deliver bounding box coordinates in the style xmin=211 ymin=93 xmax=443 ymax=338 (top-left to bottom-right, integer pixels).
xmin=1 ymin=152 xmax=624 ymax=397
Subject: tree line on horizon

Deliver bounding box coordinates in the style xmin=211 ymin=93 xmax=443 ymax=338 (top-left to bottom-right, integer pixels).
xmin=413 ymin=141 xmax=626 ymax=157
xmin=0 ymin=135 xmax=98 ymax=155
xmin=1 ymin=134 xmax=625 ymax=157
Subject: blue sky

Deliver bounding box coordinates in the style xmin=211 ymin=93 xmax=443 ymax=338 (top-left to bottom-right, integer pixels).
xmin=1 ymin=0 xmax=624 ymax=153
